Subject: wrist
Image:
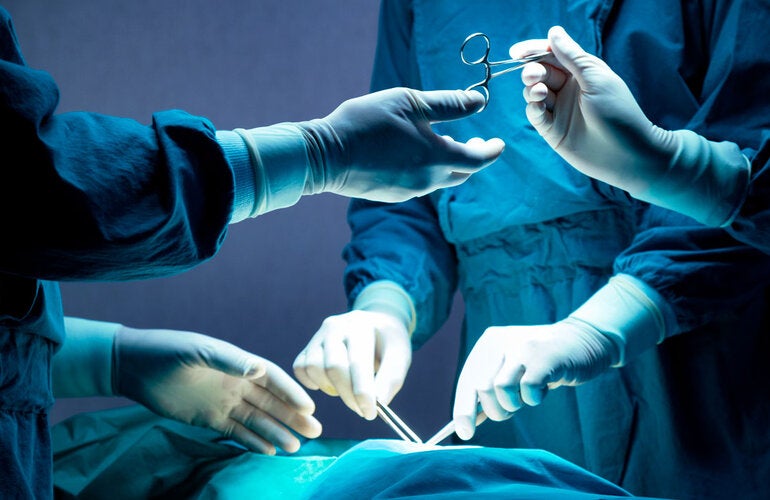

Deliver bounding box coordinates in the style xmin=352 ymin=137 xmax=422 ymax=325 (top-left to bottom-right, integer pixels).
xmin=295 ymin=117 xmax=344 ymax=195
xmin=632 ymin=128 xmax=749 ymax=227
xmin=220 ymin=124 xmax=315 ymax=220
xmin=560 ymin=316 xmax=620 ymax=367
xmin=53 ymin=317 xmax=122 ymax=397
xmin=352 ymin=280 xmax=416 ymax=336
xmin=568 ymin=274 xmax=671 ymax=367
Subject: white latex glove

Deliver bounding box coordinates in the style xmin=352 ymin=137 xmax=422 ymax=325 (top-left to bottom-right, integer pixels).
xmin=513 ymin=26 xmax=749 ymax=227
xmin=114 ymin=326 xmax=322 ymax=455
xmin=293 ymin=310 xmax=412 ymax=421
xmin=452 ymin=319 xmax=618 ymax=440
xmin=306 ymin=87 xmax=505 ymax=201
xmin=452 ymin=274 xmax=671 ymax=440
xmin=232 ymin=88 xmax=506 ymax=219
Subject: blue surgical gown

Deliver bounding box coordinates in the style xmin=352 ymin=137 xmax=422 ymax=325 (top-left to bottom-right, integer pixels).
xmin=0 ymin=7 xmax=233 ymax=497
xmin=730 ymin=131 xmax=770 ymax=253
xmin=344 ymin=1 xmax=770 ymax=498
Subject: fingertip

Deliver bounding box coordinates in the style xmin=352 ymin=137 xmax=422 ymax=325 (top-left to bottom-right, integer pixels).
xmin=548 ymin=25 xmax=567 ymax=41
xmin=508 ymin=41 xmax=524 ymax=60
xmin=547 ymin=25 xmax=583 ymax=68
xmin=459 ymin=136 xmax=504 ymax=164
xmin=473 ymin=138 xmax=505 ymax=163
xmin=282 ymin=437 xmax=302 ymax=454
xmin=358 ymin=399 xmax=377 ymax=421
xmin=455 ymin=419 xmax=474 ymax=441
xmin=305 ymin=419 xmax=323 ymax=439
xmin=509 ymin=38 xmax=550 ymax=60
xmin=463 ymin=89 xmax=486 ymax=107
xmin=487 ymin=137 xmax=505 ymax=153
xmin=320 ymin=384 xmax=339 ymax=397
xmin=521 ymin=383 xmax=547 ymax=407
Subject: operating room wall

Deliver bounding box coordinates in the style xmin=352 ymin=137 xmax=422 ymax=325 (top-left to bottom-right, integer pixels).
xmin=5 ymin=0 xmax=464 ymax=440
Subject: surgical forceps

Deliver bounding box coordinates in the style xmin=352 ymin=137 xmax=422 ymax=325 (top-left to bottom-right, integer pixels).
xmin=461 ymin=32 xmax=550 ymax=110
xmin=425 ymin=410 xmax=487 ymax=446
xmin=376 ymin=400 xmax=423 ymax=444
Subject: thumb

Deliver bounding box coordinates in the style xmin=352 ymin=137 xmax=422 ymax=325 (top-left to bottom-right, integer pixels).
xmin=418 ymin=89 xmax=485 ymax=122
xmin=199 ymin=339 xmax=267 ymax=378
xmin=547 ymin=25 xmax=602 ymax=90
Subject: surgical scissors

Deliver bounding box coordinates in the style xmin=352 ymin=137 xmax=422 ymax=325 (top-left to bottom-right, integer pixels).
xmin=461 ymin=32 xmax=550 ymax=110
xmin=376 ymin=400 xmax=423 ymax=444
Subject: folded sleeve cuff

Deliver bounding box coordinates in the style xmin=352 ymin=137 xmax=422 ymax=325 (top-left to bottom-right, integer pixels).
xmin=216 ymin=130 xmax=256 ymax=223
xmin=568 ymin=274 xmax=676 ymax=367
xmin=352 ymin=280 xmax=417 ymax=336
xmin=235 ymin=124 xmax=311 ymax=217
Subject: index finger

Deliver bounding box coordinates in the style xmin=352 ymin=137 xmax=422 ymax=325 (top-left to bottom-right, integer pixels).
xmin=509 ymin=38 xmax=550 ymax=61
xmin=452 ymin=372 xmax=482 ymax=440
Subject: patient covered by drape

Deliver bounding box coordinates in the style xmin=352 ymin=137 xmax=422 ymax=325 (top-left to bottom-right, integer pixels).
xmin=52 ymin=405 xmax=664 ymax=499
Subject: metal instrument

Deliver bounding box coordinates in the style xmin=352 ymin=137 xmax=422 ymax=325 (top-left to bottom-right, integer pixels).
xmin=425 ymin=410 xmax=488 ymax=446
xmin=376 ymin=400 xmax=423 ymax=444
xmin=461 ymin=32 xmax=550 ymax=110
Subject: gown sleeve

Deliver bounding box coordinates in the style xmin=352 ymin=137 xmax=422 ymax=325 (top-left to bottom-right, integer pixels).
xmin=0 ymin=7 xmax=233 ymax=282
xmin=613 ymin=0 xmax=770 ymax=334
xmin=343 ymin=0 xmax=458 ymax=346
xmin=728 ymin=132 xmax=770 ymax=254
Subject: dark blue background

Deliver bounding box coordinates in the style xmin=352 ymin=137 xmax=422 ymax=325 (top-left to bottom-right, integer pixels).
xmin=4 ymin=0 xmax=463 ymax=440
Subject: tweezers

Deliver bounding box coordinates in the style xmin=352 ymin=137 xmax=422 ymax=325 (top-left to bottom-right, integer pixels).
xmin=376 ymin=400 xmax=423 ymax=444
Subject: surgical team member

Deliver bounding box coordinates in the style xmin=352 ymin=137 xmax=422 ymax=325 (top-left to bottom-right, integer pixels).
xmin=0 ymin=5 xmax=504 ymax=497
xmin=517 ymin=25 xmax=770 ymax=255
xmin=54 ymin=317 xmax=319 ymax=457
xmin=293 ymin=1 xmax=770 ymax=498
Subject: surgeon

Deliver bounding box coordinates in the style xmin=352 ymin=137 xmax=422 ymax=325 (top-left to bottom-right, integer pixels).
xmin=517 ymin=25 xmax=770 ymax=255
xmin=293 ymin=1 xmax=770 ymax=498
xmin=0 ymin=5 xmax=505 ymax=497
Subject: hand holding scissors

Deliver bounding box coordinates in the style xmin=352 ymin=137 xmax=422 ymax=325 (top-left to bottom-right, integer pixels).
xmin=461 ymin=32 xmax=551 ymax=111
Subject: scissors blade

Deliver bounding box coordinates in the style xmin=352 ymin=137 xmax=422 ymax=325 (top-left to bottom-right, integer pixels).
xmin=376 ymin=401 xmax=423 ymax=444
xmin=425 ymin=411 xmax=488 ymax=446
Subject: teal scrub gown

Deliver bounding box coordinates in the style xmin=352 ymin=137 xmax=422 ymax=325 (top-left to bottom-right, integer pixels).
xmin=0 ymin=6 xmax=234 ymax=497
xmin=344 ymin=1 xmax=770 ymax=498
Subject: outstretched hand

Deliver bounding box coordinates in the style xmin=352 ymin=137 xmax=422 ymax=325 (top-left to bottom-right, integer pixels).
xmin=113 ymin=327 xmax=322 ymax=455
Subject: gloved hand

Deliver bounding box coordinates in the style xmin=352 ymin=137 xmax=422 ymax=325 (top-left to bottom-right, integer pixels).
xmin=113 ymin=326 xmax=322 ymax=455
xmin=293 ymin=309 xmax=412 ymax=420
xmin=452 ymin=274 xmax=670 ymax=440
xmin=452 ymin=319 xmax=618 ymax=440
xmin=226 ymin=88 xmax=505 ymax=220
xmin=512 ymin=26 xmax=748 ymax=227
xmin=300 ymin=87 xmax=504 ymax=202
